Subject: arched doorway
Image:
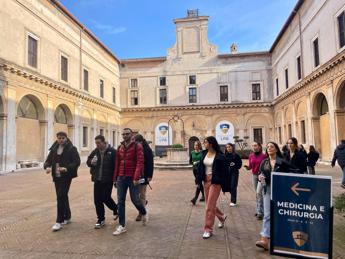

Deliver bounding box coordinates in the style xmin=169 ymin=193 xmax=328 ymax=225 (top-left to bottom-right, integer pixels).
xmin=16 ymin=95 xmax=45 ymax=166
xmin=188 ymin=136 xmax=199 ymax=154
xmin=312 ymin=93 xmax=331 ymax=160
xmin=335 ymin=81 xmax=345 ymax=142
xmin=54 ymin=104 xmax=73 ymax=139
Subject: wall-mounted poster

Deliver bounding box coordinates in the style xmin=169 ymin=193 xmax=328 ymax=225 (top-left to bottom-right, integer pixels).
xmin=215 ymin=120 xmax=234 ymax=145
xmin=155 ymin=123 xmax=172 ymax=146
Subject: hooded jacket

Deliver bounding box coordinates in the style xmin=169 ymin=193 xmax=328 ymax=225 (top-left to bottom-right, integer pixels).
xmin=332 ymin=143 xmax=345 ymax=168
xmin=87 ymin=146 xmax=116 ymax=183
xmin=44 ymin=139 xmax=81 ymax=181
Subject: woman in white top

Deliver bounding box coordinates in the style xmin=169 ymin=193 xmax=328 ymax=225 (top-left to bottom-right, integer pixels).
xmin=196 ymin=136 xmax=227 ymax=239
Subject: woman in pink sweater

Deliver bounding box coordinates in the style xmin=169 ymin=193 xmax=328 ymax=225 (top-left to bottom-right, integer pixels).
xmin=244 ymin=142 xmax=266 ymax=220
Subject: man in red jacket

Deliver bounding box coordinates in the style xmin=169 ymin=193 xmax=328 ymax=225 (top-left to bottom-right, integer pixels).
xmin=112 ymin=128 xmax=148 ymax=235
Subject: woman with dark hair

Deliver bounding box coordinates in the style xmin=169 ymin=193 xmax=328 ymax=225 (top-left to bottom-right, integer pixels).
xmin=307 ymin=145 xmax=319 ymax=175
xmin=224 ymin=143 xmax=242 ymax=207
xmin=244 ymin=142 xmax=266 ymax=219
xmin=285 ymin=137 xmax=307 ymax=174
xmin=189 ymin=141 xmax=205 ymax=205
xmin=255 ymin=141 xmax=294 ymax=251
xmin=134 ymin=134 xmax=154 ymax=221
xmin=196 ymin=136 xmax=227 ymax=239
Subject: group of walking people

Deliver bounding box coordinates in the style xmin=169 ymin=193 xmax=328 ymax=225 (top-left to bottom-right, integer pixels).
xmin=44 ymin=128 xmax=154 ymax=236
xmin=189 ymin=135 xmax=345 ymax=251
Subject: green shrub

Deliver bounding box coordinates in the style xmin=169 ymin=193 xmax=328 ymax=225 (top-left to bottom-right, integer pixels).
xmin=171 ymin=144 xmax=184 ymax=149
xmin=334 ymin=192 xmax=345 ymax=212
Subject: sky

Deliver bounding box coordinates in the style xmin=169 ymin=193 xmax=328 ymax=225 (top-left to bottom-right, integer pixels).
xmin=59 ymin=0 xmax=297 ymax=59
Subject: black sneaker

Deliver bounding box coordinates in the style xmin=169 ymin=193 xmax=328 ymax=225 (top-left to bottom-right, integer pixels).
xmin=94 ymin=220 xmax=105 ymax=229
xmin=199 ymin=197 xmax=205 ymax=202
xmin=256 ymin=214 xmax=263 ymax=220
xmin=190 ymin=198 xmax=197 ymax=206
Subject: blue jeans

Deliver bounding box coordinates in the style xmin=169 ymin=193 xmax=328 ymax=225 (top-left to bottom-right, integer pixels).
xmin=117 ymin=176 xmax=146 ymax=227
xmin=260 ymin=183 xmax=271 ymax=238
xmin=252 ymin=175 xmax=264 ymax=216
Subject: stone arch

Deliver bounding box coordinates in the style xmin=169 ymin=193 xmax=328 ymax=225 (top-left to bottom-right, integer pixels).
xmin=284 ymin=105 xmax=294 ymax=139
xmin=295 ymin=100 xmax=307 ymax=144
xmin=54 ymin=104 xmax=74 ymax=138
xmin=245 ymin=113 xmax=273 ymax=145
xmin=334 ymin=79 xmax=345 ymax=142
xmin=16 ymin=94 xmax=46 ymax=165
xmin=312 ymin=92 xmax=331 ymax=160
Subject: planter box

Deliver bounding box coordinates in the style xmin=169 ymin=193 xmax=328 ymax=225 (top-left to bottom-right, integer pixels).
xmin=166 ymin=148 xmax=189 ymax=162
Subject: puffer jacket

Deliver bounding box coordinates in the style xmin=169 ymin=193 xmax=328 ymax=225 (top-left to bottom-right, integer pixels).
xmin=332 ymin=143 xmax=345 ymax=168
xmin=113 ymin=141 xmax=144 ymax=181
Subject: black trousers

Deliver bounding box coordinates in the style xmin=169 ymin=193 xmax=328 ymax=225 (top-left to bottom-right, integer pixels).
xmin=229 ymin=171 xmax=239 ymax=204
xmin=94 ymin=181 xmax=118 ymax=221
xmin=54 ymin=178 xmax=72 ymax=223
xmin=193 ymin=169 xmax=205 ymax=200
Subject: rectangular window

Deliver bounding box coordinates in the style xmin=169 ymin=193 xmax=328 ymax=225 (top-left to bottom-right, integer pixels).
xmin=100 ymin=80 xmax=104 ymax=98
xmin=28 ymin=35 xmax=38 ymax=68
xmin=61 ymin=56 xmax=68 ymax=82
xmin=160 ymin=76 xmax=166 ymax=86
xmin=189 ymin=75 xmax=196 ymax=85
xmin=83 ymin=69 xmax=89 ymax=91
xmin=112 ymin=87 xmax=116 ymax=104
xmin=288 ymin=124 xmax=292 ymax=139
xmin=313 ymin=38 xmax=320 ymax=67
xmin=82 ymin=126 xmax=88 ymax=147
xmin=285 ymin=68 xmax=289 ymax=89
xmin=130 ymin=90 xmax=138 ymax=105
xmin=130 ymin=78 xmax=138 ymax=88
xmin=219 ymin=85 xmax=228 ymax=102
xmin=159 ymin=88 xmax=167 ymax=104
xmin=252 ymin=83 xmax=261 ymax=100
xmin=338 ymin=12 xmax=345 ymax=48
xmin=276 ymin=78 xmax=279 ymax=96
xmin=297 ymin=56 xmax=302 ymax=80
xmin=189 ymin=87 xmax=197 ymax=103
xmin=278 ymin=127 xmax=282 ymax=144
xmin=253 ymin=128 xmax=263 ymax=144
xmin=301 ymin=120 xmax=306 ymax=144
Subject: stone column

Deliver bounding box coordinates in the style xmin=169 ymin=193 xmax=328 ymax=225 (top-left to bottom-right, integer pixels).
xmin=5 ymin=85 xmax=16 ymax=171
xmin=327 ymin=85 xmax=337 ymax=152
xmin=74 ymin=102 xmax=82 ymax=150
xmin=46 ymin=96 xmax=54 ymax=149
xmin=0 ymin=114 xmax=7 ymax=172
xmin=306 ymin=94 xmax=313 ymax=145
xmin=39 ymin=120 xmax=48 ymax=160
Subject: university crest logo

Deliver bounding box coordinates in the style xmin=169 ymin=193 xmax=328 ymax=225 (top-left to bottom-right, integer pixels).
xmin=220 ymin=123 xmax=230 ymax=134
xmin=292 ymin=231 xmax=308 ymax=247
xmin=159 ymin=125 xmax=168 ymax=135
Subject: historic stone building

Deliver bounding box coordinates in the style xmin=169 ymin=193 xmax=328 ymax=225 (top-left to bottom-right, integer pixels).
xmin=0 ymin=0 xmax=345 ymax=173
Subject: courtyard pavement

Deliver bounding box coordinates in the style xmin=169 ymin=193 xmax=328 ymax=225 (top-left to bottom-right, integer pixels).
xmin=0 ymin=162 xmax=344 ymax=259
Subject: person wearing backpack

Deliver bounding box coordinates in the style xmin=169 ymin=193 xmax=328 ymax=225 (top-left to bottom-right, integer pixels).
xmin=134 ymin=134 xmax=154 ymax=221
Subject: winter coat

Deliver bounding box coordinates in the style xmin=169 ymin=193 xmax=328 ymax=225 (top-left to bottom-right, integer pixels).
xmin=113 ymin=141 xmax=144 ymax=181
xmin=285 ymin=149 xmax=307 ymax=174
xmin=196 ymin=150 xmax=227 ymax=191
xmin=332 ymin=143 xmax=345 ymax=168
xmin=142 ymin=143 xmax=154 ymax=184
xmin=307 ymin=151 xmax=319 ymax=167
xmin=44 ymin=139 xmax=80 ymax=181
xmin=222 ymin=152 xmax=242 ymax=192
xmin=86 ymin=147 xmax=116 ymax=183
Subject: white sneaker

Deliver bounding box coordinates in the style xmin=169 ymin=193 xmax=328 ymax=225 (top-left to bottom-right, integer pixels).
xmin=61 ymin=219 xmax=71 ymax=225
xmin=142 ymin=212 xmax=149 ymax=226
xmin=52 ymin=223 xmax=62 ymax=231
xmin=113 ymin=225 xmax=127 ymax=236
xmin=218 ymin=215 xmax=227 ymax=228
xmin=202 ymin=231 xmax=212 ymax=239
xmin=230 ymin=203 xmax=237 ymax=207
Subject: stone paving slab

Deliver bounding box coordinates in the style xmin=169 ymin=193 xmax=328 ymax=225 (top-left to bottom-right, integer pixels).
xmin=0 ymin=163 xmax=344 ymax=259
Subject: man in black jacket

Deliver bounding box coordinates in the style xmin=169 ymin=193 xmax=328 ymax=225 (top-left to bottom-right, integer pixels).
xmin=87 ymin=135 xmax=118 ymax=228
xmin=331 ymin=140 xmax=345 ymax=189
xmin=44 ymin=132 xmax=80 ymax=232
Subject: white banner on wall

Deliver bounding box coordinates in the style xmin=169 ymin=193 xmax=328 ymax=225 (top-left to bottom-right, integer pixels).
xmin=155 ymin=123 xmax=172 ymax=146
xmin=215 ymin=120 xmax=234 ymax=145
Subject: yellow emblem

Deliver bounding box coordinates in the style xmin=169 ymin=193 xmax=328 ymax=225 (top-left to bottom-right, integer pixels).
xmin=292 ymin=231 xmax=308 ymax=247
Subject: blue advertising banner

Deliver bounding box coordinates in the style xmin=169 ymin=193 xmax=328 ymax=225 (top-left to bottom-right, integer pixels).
xmin=271 ymin=173 xmax=332 ymax=259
